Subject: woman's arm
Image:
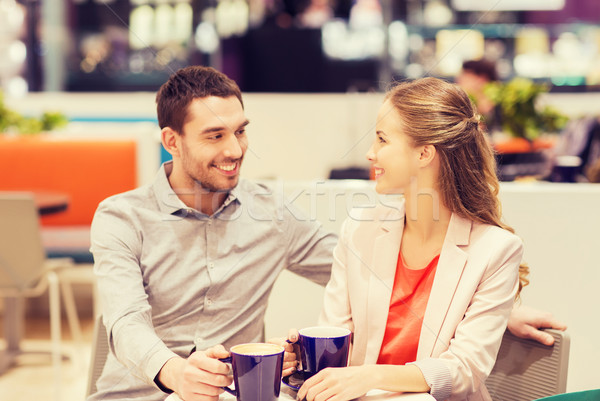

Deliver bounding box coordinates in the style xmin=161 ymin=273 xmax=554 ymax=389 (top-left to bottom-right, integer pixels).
xmin=298 ymin=364 xmax=429 ymax=401
xmin=412 ymin=231 xmax=523 ymax=400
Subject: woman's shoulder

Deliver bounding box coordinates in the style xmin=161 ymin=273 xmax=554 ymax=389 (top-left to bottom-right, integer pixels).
xmin=470 ymin=221 xmax=523 ymax=251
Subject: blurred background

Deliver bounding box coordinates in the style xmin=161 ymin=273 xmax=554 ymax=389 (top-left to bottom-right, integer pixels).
xmin=1 ymin=0 xmax=599 ymax=95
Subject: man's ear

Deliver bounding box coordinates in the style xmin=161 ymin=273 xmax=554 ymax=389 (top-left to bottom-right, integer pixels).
xmin=418 ymin=144 xmax=437 ymax=167
xmin=161 ymin=127 xmax=180 ymax=157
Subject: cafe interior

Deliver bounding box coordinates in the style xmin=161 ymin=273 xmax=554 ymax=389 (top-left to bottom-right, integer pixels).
xmin=1 ymin=0 xmax=599 ymax=400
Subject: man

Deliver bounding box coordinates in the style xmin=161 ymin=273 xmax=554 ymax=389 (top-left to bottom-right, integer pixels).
xmin=456 ymin=58 xmax=499 ymax=128
xmin=88 ymin=66 xmax=337 ymax=401
xmin=89 ymin=65 xmax=564 ymax=401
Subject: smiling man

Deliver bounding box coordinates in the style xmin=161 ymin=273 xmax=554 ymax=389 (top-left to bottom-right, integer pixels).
xmin=88 ymin=66 xmax=337 ymax=401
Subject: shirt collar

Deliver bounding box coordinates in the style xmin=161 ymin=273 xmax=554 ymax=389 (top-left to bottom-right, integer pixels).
xmin=152 ymin=161 xmax=241 ymax=217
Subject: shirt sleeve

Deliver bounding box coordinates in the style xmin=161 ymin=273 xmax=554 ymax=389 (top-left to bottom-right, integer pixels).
xmin=90 ymin=199 xmax=178 ymax=390
xmin=318 ymin=217 xmax=354 ymax=331
xmin=282 ymin=198 xmax=338 ymax=286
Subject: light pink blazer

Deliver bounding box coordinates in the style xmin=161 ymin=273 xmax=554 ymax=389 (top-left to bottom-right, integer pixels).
xmin=319 ymin=201 xmax=523 ymax=401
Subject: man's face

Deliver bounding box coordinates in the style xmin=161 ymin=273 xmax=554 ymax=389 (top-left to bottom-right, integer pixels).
xmin=456 ymin=70 xmax=487 ymax=94
xmin=177 ymin=96 xmax=249 ymax=193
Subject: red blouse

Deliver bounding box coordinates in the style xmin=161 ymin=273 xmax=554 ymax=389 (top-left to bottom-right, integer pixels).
xmin=377 ymin=252 xmax=439 ymax=365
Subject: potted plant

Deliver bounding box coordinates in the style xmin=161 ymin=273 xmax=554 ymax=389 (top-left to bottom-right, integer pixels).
xmin=0 ymin=91 xmax=68 ymax=135
xmin=482 ymin=78 xmax=569 ymax=180
xmin=484 ymin=77 xmax=568 ymax=152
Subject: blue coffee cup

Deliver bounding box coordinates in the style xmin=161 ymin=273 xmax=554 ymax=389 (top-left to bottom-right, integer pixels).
xmin=297 ymin=326 xmax=352 ymax=379
xmin=220 ymin=343 xmax=284 ymax=401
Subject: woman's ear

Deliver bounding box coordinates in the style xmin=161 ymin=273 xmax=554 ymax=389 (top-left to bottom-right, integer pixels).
xmin=418 ymin=144 xmax=437 ymax=167
xmin=161 ymin=127 xmax=180 ymax=158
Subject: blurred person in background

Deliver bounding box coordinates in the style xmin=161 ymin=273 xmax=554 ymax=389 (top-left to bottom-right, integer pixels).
xmin=456 ymin=59 xmax=499 ymax=131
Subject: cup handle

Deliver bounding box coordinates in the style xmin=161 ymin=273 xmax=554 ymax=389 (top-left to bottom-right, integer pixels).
xmin=285 ymin=339 xmax=304 ymax=374
xmin=218 ymin=357 xmax=236 ymax=396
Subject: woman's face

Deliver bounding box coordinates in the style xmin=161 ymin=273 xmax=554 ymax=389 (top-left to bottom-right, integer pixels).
xmin=366 ymin=100 xmax=421 ymax=194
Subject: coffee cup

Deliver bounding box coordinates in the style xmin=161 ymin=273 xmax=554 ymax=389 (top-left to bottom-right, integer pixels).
xmin=220 ymin=343 xmax=284 ymax=401
xmin=296 ymin=326 xmax=351 ymax=379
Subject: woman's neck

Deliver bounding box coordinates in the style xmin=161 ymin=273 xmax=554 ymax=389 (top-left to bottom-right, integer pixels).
xmin=404 ymin=188 xmax=452 ymax=242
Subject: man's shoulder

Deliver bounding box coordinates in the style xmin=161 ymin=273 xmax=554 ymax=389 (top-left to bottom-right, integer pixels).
xmin=97 ymin=184 xmax=153 ymax=214
xmin=235 ymin=179 xmax=284 ymax=205
xmin=237 ymin=178 xmax=274 ymax=194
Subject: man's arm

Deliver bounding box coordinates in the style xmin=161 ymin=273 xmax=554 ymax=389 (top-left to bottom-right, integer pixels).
xmin=91 ymin=201 xmax=177 ymax=387
xmin=508 ymin=305 xmax=567 ymax=346
xmin=281 ymin=200 xmax=338 ymax=286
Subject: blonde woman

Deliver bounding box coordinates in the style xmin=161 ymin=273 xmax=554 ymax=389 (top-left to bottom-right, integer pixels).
xmin=295 ymin=78 xmax=528 ymax=401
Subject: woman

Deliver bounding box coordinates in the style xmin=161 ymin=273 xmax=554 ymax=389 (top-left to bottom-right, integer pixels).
xmin=295 ymin=77 xmax=527 ymax=401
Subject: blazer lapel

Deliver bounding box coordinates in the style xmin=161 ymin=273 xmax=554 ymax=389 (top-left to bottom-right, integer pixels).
xmin=364 ymin=209 xmax=404 ymax=364
xmin=418 ymin=213 xmax=472 ymax=359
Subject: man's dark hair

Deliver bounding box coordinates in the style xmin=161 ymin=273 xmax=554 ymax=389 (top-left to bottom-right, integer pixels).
xmin=156 ymin=66 xmax=243 ymax=133
xmin=462 ymin=59 xmax=498 ymax=82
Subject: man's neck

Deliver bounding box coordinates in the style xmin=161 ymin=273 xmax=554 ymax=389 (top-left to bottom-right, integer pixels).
xmin=166 ymin=167 xmax=229 ymax=215
xmin=176 ymin=189 xmax=228 ymax=216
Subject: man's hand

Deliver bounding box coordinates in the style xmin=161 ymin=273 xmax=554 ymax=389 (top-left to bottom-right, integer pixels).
xmin=158 ymin=345 xmax=232 ymax=401
xmin=508 ymin=305 xmax=567 ymax=346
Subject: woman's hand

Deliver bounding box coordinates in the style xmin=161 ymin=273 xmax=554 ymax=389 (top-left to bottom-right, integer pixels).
xmin=267 ymin=329 xmax=300 ymax=377
xmin=297 ymin=366 xmax=375 ymax=401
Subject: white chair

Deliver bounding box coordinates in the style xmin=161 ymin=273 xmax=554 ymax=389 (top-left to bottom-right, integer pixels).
xmin=0 ymin=192 xmax=84 ymax=400
xmin=486 ymin=329 xmax=570 ymax=401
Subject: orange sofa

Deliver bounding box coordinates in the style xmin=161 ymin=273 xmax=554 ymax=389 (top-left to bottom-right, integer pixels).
xmin=0 ymin=135 xmax=137 ymax=262
xmin=0 ymin=136 xmax=137 ymax=226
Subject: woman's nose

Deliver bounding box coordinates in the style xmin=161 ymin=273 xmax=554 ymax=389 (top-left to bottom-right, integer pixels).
xmin=366 ymin=145 xmax=376 ymax=162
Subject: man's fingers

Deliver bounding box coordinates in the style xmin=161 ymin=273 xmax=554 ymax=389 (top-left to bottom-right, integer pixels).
xmin=541 ymin=317 xmax=567 ymax=331
xmin=204 ymin=344 xmax=230 ymax=359
xmin=184 ymin=381 xmax=226 ymax=397
xmin=188 ymin=350 xmax=232 ymax=376
xmin=528 ymin=329 xmax=556 ymax=346
xmin=183 ymin=361 xmax=233 ymax=388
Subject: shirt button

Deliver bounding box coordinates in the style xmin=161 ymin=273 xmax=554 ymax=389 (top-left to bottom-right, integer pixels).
xmin=207 ymin=220 xmax=212 ymax=226
xmin=208 ymin=262 xmax=214 ymax=269
xmin=206 ymin=298 xmax=213 ymax=306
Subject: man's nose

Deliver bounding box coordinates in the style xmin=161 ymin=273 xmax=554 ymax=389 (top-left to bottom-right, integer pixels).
xmin=223 ymin=133 xmax=244 ymax=159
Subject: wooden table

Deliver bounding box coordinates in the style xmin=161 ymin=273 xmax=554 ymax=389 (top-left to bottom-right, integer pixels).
xmin=33 ymin=191 xmax=69 ymax=215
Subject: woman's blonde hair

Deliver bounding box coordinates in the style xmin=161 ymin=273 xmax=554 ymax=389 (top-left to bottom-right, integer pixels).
xmin=386 ymin=77 xmax=529 ymax=296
